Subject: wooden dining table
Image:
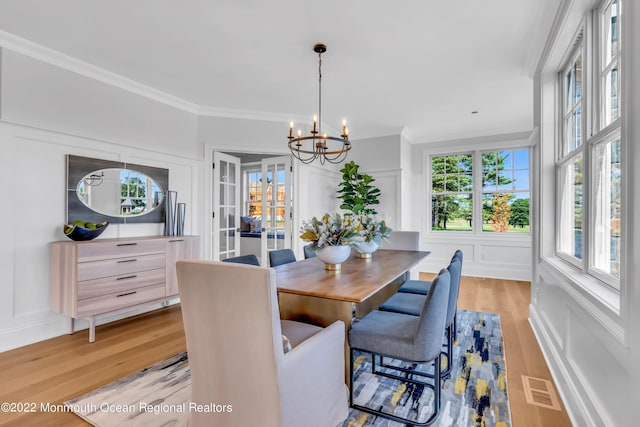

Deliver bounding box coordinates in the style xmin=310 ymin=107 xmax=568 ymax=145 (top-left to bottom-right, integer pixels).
xmin=274 ymin=249 xmax=430 ymax=379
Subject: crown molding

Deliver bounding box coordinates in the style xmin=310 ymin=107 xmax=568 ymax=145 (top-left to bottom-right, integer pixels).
xmin=0 ymin=30 xmax=200 ymax=114
xmin=197 ymin=105 xmax=308 ymax=124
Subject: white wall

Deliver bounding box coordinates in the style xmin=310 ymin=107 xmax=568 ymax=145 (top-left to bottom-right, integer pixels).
xmin=0 ymin=122 xmax=201 ymax=352
xmin=530 ymin=1 xmax=640 ymax=425
xmin=0 ymin=47 xmax=203 ymax=352
xmin=1 ymin=50 xmax=199 ymax=159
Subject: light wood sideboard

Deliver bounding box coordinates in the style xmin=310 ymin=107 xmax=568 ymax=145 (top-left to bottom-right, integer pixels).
xmin=51 ymin=235 xmax=200 ymax=342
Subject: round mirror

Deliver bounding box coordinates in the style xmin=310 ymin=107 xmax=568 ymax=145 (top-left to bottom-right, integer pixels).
xmin=76 ymin=168 xmax=164 ymax=218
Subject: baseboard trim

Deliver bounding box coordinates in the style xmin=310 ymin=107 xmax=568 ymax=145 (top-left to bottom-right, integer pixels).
xmin=0 ymin=300 xmax=179 ymax=353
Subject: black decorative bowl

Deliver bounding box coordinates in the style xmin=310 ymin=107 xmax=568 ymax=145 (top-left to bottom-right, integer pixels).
xmin=64 ymin=221 xmax=109 ymax=241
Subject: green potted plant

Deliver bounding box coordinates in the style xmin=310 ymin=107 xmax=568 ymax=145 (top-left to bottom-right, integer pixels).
xmin=336 ymin=161 xmax=391 ymax=256
xmin=337 ymin=161 xmax=381 ymax=215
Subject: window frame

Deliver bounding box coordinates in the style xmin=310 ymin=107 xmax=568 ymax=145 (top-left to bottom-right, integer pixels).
xmin=427 ymin=147 xmax=532 ymax=236
xmin=555 ymin=0 xmax=622 ymax=290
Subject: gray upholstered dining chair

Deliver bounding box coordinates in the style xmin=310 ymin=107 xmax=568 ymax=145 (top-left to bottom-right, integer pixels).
xmin=303 ymin=244 xmax=316 ymax=259
xmin=381 ymin=230 xmax=420 ymax=251
xmin=269 ymin=248 xmax=297 ymax=267
xmin=221 ymin=253 xmax=260 ymax=266
xmin=399 ymin=249 xmax=463 ymax=342
xmin=380 ymin=231 xmax=420 ymax=284
xmin=177 ymin=260 xmax=348 ymax=427
xmin=378 ymin=252 xmax=463 ymax=378
xmin=349 ymin=268 xmax=451 ymax=426
xmin=398 ymin=250 xmax=463 ymax=296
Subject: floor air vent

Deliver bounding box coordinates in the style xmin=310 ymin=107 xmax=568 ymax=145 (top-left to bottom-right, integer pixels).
xmin=521 ymin=375 xmax=562 ymax=411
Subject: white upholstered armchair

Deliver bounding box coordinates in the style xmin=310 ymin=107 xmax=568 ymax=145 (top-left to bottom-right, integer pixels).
xmin=176 ymin=260 xmax=348 ymax=427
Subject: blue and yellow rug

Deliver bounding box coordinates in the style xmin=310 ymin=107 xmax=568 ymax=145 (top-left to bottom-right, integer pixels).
xmin=343 ymin=310 xmax=510 ymax=426
xmin=67 ymin=310 xmax=509 ymax=427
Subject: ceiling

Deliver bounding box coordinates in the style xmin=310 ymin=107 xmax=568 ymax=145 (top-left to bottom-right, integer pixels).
xmin=0 ymin=0 xmax=560 ymax=143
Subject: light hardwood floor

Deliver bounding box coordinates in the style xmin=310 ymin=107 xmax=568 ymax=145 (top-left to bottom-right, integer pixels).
xmin=0 ymin=277 xmax=572 ymax=427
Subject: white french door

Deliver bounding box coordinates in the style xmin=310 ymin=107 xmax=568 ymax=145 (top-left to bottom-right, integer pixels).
xmin=260 ymin=156 xmax=293 ymax=263
xmin=212 ymin=152 xmax=241 ymax=261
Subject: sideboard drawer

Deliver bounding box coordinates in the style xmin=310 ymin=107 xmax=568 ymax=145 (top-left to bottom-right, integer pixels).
xmin=77 ymin=268 xmax=166 ymax=300
xmin=78 ymin=253 xmax=166 ymax=281
xmin=77 ymin=284 xmax=166 ymax=318
xmin=78 ymin=239 xmax=165 ymax=261
xmin=51 ymin=235 xmax=200 ymax=342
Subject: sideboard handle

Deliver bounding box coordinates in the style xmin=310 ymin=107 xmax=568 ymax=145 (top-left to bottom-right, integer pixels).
xmin=117 ymin=243 xmax=138 ymax=247
xmin=116 ymin=291 xmax=137 ymax=298
xmin=116 ymin=275 xmax=137 ymax=281
xmin=168 ymin=239 xmax=185 ymax=243
xmin=117 ymin=259 xmax=137 ymax=263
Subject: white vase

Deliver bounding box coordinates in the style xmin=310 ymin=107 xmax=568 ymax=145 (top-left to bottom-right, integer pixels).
xmin=316 ymin=245 xmax=351 ymax=270
xmin=356 ymin=240 xmax=379 ymax=258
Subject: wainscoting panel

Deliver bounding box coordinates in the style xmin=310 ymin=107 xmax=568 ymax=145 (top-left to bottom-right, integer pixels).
xmin=416 ymin=234 xmax=531 ymax=281
xmin=531 ymin=261 xmax=634 ymax=427
xmin=0 ymin=122 xmax=200 ymax=352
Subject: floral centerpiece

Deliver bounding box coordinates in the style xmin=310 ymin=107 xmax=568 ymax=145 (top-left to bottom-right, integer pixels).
xmin=354 ymin=214 xmax=392 ymax=258
xmin=300 ymin=213 xmax=362 ymax=270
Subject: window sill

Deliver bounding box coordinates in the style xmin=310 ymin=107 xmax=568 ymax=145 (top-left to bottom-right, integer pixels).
xmin=427 ymin=230 xmax=531 ymax=241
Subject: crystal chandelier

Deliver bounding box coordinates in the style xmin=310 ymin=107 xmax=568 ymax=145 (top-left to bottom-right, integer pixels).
xmin=288 ymin=43 xmax=351 ymax=165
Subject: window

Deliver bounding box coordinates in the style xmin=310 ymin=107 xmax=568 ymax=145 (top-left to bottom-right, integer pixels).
xmin=430 ymin=149 xmax=530 ymax=233
xmin=431 ymin=153 xmax=473 ymax=231
xmin=556 ymin=0 xmax=622 ymax=288
xmin=482 ymin=150 xmax=530 ymax=232
xmin=243 ymin=167 xmax=287 ymax=226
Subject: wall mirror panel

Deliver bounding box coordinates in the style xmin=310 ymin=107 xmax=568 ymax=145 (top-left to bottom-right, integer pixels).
xmin=67 ymin=155 xmax=169 ymax=224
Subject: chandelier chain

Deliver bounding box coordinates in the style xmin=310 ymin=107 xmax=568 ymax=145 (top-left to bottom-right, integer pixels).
xmin=318 ymin=51 xmax=322 ymax=136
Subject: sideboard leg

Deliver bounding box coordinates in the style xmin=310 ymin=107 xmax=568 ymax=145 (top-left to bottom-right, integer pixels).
xmin=88 ymin=317 xmax=96 ymax=343
xmin=68 ymin=317 xmax=74 ymax=335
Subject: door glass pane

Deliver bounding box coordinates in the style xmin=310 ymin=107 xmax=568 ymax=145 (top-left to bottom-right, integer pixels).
xmin=229 ymin=183 xmax=236 ymax=205
xmin=229 ymin=162 xmax=236 ymax=184
xmin=229 ymin=207 xmax=236 ymax=229
xmin=220 ymin=161 xmax=228 ymax=183
xmin=219 ymin=183 xmax=226 ymax=205
xmin=219 ymin=231 xmax=228 ymax=252
xmin=591 ymin=138 xmax=621 ymax=280
xmin=219 ymin=207 xmax=227 ymax=229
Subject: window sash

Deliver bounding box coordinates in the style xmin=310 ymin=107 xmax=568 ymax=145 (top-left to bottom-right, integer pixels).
xmin=588 ymin=132 xmax=621 ymax=286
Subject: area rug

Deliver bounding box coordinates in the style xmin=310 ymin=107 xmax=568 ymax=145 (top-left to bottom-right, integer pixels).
xmin=66 ymin=310 xmax=509 ymax=427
